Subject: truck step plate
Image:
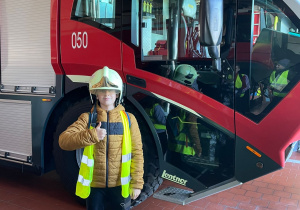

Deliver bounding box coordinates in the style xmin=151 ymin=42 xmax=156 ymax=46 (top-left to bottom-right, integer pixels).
xmin=153 ymin=186 xmax=193 ymax=205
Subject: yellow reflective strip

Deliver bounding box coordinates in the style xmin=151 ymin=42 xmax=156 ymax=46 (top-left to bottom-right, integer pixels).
xmin=121 ymin=175 xmax=131 ymax=185
xmin=120 ymin=110 xmax=132 ymax=198
xmin=81 ymin=155 xmax=88 ymax=164
xmin=122 ymin=153 xmax=132 ymax=163
xmin=77 ymin=175 xmax=91 ymax=186
xmin=274 ymin=16 xmax=278 ymax=30
xmin=171 ymin=116 xmax=200 ymax=125
xmin=86 ymin=159 xmax=94 ymax=167
xmin=120 ymin=111 xmax=131 ymax=154
xmin=78 ymin=175 xmax=84 ymax=183
xmin=81 ymin=155 xmax=94 ymax=167
xmin=154 ymin=124 xmax=166 ymax=130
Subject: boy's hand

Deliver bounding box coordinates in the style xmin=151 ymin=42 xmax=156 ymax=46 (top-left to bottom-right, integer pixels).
xmin=130 ymin=188 xmax=141 ymax=200
xmin=95 ymin=122 xmax=106 ymax=140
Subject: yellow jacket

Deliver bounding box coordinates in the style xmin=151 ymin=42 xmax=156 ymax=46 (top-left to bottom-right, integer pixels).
xmin=59 ymin=104 xmax=144 ymax=189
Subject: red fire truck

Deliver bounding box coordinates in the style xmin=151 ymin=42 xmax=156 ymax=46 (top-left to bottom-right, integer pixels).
xmin=1 ymin=0 xmax=300 ymax=206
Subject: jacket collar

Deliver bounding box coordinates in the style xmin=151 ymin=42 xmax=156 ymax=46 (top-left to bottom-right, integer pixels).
xmin=92 ymin=103 xmax=125 ymax=114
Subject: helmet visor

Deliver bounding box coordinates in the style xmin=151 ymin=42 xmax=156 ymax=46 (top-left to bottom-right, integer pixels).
xmin=92 ymin=76 xmax=119 ymax=89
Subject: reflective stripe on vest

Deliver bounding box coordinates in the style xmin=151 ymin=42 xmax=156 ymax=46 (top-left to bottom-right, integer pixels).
xmin=270 ymin=70 xmax=289 ymax=97
xmin=76 ymin=127 xmax=94 ymax=199
xmin=149 ymin=103 xmax=166 ymax=130
xmin=120 ymin=110 xmax=132 ymax=198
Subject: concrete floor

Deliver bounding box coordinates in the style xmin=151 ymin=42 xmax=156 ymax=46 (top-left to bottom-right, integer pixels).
xmin=1 ymin=152 xmax=300 ymax=210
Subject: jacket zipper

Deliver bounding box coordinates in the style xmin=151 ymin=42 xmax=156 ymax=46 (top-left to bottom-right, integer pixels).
xmin=106 ymin=111 xmax=109 ymax=187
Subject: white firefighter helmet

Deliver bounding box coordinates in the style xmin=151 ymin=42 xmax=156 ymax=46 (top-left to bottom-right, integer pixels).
xmin=89 ymin=66 xmax=123 ymax=104
xmin=182 ymin=0 xmax=197 ymax=19
xmin=173 ymin=64 xmax=197 ymax=86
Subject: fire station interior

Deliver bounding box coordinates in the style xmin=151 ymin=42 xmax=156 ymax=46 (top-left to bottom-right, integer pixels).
xmin=72 ymin=0 xmax=300 ymax=190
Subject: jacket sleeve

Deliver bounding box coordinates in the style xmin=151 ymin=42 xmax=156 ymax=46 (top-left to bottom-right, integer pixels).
xmin=128 ymin=113 xmax=144 ymax=190
xmin=59 ymin=113 xmax=99 ymax=151
xmin=187 ymin=114 xmax=202 ymax=152
xmin=154 ymin=105 xmax=166 ymax=125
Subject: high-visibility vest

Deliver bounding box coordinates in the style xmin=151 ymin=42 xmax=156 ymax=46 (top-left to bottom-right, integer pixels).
xmin=236 ymin=74 xmax=246 ymax=97
xmin=169 ymin=111 xmax=195 ymax=156
xmin=149 ymin=103 xmax=166 ymax=130
xmin=75 ymin=125 xmax=95 ymax=199
xmin=270 ymin=70 xmax=289 ymax=97
xmin=120 ymin=110 xmax=132 ymax=198
xmin=76 ymin=110 xmax=131 ymax=199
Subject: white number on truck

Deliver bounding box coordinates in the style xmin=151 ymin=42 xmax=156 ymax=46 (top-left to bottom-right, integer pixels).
xmin=72 ymin=32 xmax=88 ymax=49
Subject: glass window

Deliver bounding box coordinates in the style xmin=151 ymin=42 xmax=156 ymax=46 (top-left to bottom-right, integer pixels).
xmin=141 ymin=0 xmax=209 ymax=60
xmin=133 ymin=93 xmax=235 ymax=187
xmin=235 ymin=0 xmax=300 ymax=121
xmin=141 ymin=0 xmax=167 ymax=60
xmin=166 ymin=103 xmax=235 ymax=187
xmin=72 ymin=0 xmax=116 ymax=29
xmin=136 ymin=0 xmax=234 ymax=107
xmin=152 ymin=0 xmax=163 ymax=35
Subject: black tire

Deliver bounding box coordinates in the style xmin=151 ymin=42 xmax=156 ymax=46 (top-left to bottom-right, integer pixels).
xmin=124 ymin=102 xmax=163 ymax=207
xmin=53 ymin=97 xmax=92 ymax=205
xmin=53 ymin=97 xmax=162 ymax=207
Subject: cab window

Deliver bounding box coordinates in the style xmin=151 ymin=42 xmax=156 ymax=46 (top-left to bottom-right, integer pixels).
xmin=71 ymin=0 xmax=118 ymax=30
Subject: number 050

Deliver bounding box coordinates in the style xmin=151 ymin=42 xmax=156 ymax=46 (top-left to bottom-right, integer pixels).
xmin=72 ymin=32 xmax=88 ymax=49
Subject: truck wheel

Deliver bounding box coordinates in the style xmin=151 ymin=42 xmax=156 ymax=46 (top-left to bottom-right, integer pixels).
xmin=124 ymin=102 xmax=163 ymax=207
xmin=53 ymin=97 xmax=163 ymax=207
xmin=53 ymin=97 xmax=92 ymax=204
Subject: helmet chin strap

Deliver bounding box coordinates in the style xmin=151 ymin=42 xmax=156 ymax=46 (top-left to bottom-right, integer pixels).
xmin=89 ymin=93 xmax=94 ymax=105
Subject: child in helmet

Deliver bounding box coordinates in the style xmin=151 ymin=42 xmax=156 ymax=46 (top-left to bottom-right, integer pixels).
xmin=59 ymin=66 xmax=144 ymax=210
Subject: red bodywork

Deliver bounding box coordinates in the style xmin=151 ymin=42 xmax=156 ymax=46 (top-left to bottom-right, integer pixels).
xmin=51 ymin=0 xmax=64 ymax=75
xmin=54 ymin=0 xmax=300 ymax=168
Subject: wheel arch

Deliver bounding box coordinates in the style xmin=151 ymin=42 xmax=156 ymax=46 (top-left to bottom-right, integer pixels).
xmin=125 ymin=95 xmax=164 ymax=163
xmin=43 ymin=85 xmax=90 ymax=172
xmin=124 ymin=95 xmax=164 ymax=205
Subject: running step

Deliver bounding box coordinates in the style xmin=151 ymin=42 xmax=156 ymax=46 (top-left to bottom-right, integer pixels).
xmin=153 ymin=180 xmax=241 ymax=205
xmin=153 ymin=187 xmax=193 ymax=205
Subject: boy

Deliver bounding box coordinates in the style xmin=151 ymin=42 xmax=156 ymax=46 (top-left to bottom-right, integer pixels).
xmin=59 ymin=66 xmax=144 ymax=210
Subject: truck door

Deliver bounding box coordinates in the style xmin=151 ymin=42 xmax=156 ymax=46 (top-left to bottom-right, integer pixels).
xmin=234 ymin=0 xmax=300 ymax=181
xmin=60 ymin=0 xmax=123 ymax=79
xmin=121 ymin=0 xmax=300 ymax=204
xmin=121 ymin=0 xmax=237 ymax=202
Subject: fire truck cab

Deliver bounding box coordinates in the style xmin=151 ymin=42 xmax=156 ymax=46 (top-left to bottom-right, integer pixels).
xmin=1 ymin=0 xmax=300 ymax=206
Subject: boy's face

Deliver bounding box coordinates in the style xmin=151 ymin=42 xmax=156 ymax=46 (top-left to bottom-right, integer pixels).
xmin=97 ymin=89 xmax=118 ymax=109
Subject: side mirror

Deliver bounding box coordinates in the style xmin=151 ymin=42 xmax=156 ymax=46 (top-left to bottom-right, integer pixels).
xmin=199 ymin=0 xmax=223 ymax=71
